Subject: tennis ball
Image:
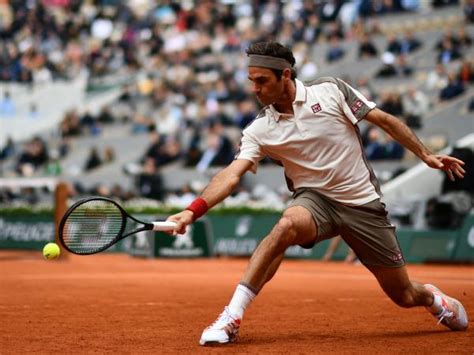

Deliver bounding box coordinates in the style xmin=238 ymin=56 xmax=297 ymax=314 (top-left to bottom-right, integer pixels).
xmin=43 ymin=242 xmax=60 ymax=260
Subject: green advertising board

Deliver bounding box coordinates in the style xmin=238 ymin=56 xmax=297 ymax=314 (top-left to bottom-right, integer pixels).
xmin=207 ymin=214 xmax=329 ymax=259
xmin=133 ymin=218 xmax=214 ymax=258
xmin=0 ymin=214 xmax=55 ymax=249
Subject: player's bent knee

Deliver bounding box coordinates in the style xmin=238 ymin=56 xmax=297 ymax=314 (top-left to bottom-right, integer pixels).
xmin=276 ymin=217 xmax=296 ymax=236
xmin=272 ymin=217 xmax=298 ymax=246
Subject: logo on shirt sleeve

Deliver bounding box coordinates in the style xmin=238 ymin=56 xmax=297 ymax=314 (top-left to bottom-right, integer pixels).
xmin=311 ymin=103 xmax=322 ymax=113
xmin=350 ymin=99 xmax=364 ymax=114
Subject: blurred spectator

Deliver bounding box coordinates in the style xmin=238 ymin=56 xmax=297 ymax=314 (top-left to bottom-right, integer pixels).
xmin=437 ymin=38 xmax=462 ymax=64
xmin=0 ymin=137 xmax=15 ymax=160
xmin=439 ymin=72 xmax=465 ymax=100
xmin=379 ymin=91 xmax=404 ymax=116
xmin=103 ymin=146 xmax=116 ymax=164
xmin=234 ymin=100 xmax=257 ymax=129
xmin=358 ymin=33 xmax=378 ymax=59
xmin=60 ymin=110 xmax=82 ymax=137
xmin=458 ymin=60 xmax=474 ymax=85
xmin=196 ymin=119 xmax=234 ymax=172
xmin=384 ymin=135 xmax=405 ymax=160
xmin=0 ymin=91 xmax=15 ymax=117
xmin=326 ymin=36 xmax=345 ymax=62
xmin=136 ymin=157 xmax=164 ymax=201
xmin=364 ymin=126 xmax=405 ymax=160
xmin=97 ymin=107 xmax=115 ymax=124
xmin=16 ymin=136 xmax=49 ymax=175
xmin=425 ymin=64 xmax=449 ymax=90
xmin=355 ymin=76 xmax=377 ymax=101
xmin=399 ymin=30 xmax=422 ymax=54
xmin=84 ymin=147 xmax=102 ymax=171
xmin=376 ymin=53 xmax=413 ymax=77
xmin=385 ymin=34 xmax=402 ymax=54
xmin=364 ymin=126 xmax=386 ymax=160
xmin=402 ymin=86 xmax=429 ymax=129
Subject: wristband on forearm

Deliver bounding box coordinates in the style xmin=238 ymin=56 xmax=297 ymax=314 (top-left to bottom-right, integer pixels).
xmin=186 ymin=197 xmax=209 ymax=221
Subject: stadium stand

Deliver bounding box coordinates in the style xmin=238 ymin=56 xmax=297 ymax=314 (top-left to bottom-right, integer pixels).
xmin=1 ymin=1 xmax=472 ymax=229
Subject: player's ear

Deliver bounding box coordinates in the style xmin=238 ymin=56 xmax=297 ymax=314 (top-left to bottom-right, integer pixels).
xmin=282 ymin=68 xmax=292 ymax=81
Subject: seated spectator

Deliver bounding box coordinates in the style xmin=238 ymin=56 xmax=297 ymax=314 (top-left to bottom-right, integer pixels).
xmin=385 ymin=34 xmax=402 ymax=55
xmin=196 ymin=119 xmax=234 ymax=172
xmin=97 ymin=106 xmax=115 ymax=124
xmin=364 ymin=126 xmax=386 ymax=160
xmin=376 ymin=53 xmax=413 ymax=77
xmin=379 ymin=90 xmax=404 ymax=117
xmin=0 ymin=137 xmax=15 ymax=160
xmin=136 ymin=157 xmax=164 ymax=201
xmin=84 ymin=147 xmax=102 ymax=171
xmin=399 ymin=30 xmax=422 ymax=54
xmin=234 ymin=100 xmax=257 ymax=129
xmin=358 ymin=33 xmax=378 ymax=59
xmin=425 ymin=63 xmax=449 ymax=90
xmin=458 ymin=60 xmax=474 ymax=85
xmin=437 ymin=38 xmax=462 ymax=64
xmin=103 ymin=146 xmax=116 ymax=163
xmin=440 ymin=73 xmax=465 ymax=100
xmin=60 ymin=110 xmax=82 ymax=137
xmin=16 ymin=136 xmax=49 ymax=175
xmin=402 ymin=86 xmax=429 ymax=129
xmin=384 ymin=135 xmax=405 ymax=160
xmin=326 ymin=36 xmax=345 ymax=63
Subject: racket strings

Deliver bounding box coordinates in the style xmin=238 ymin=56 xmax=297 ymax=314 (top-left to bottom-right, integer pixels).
xmin=61 ymin=200 xmax=124 ymax=254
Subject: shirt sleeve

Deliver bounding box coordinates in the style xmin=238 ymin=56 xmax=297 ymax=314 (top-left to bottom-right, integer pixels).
xmin=334 ymin=79 xmax=376 ymax=125
xmin=235 ymin=131 xmax=265 ymax=174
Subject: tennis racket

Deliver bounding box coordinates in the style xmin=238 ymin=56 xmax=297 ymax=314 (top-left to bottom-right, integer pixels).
xmin=58 ymin=197 xmax=176 ymax=255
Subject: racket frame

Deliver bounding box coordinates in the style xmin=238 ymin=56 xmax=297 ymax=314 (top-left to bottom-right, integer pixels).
xmin=58 ymin=197 xmax=156 ymax=255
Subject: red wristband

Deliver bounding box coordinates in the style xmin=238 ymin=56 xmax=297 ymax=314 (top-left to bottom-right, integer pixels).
xmin=186 ymin=197 xmax=209 ymax=221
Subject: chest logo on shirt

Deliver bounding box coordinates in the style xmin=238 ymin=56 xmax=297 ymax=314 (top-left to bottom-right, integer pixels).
xmin=350 ymin=99 xmax=364 ymax=114
xmin=311 ymin=103 xmax=322 ymax=114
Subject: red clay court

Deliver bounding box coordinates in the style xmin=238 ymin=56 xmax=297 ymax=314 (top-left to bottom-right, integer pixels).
xmin=1 ymin=251 xmax=472 ymax=354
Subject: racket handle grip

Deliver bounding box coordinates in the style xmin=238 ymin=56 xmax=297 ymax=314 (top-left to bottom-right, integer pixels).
xmin=152 ymin=221 xmax=177 ymax=231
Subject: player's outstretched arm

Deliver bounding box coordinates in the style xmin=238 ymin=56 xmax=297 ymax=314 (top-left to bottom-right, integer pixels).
xmin=365 ymin=108 xmax=466 ymax=181
xmin=167 ymin=159 xmax=253 ymax=234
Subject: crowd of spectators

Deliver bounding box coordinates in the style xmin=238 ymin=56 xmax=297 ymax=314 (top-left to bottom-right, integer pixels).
xmin=1 ymin=0 xmax=473 ymax=205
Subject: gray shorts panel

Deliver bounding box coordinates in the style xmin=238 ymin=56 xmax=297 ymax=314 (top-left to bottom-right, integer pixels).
xmin=288 ymin=188 xmax=405 ymax=267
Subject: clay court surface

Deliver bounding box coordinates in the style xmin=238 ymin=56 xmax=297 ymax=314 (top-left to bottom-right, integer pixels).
xmin=1 ymin=251 xmax=472 ymax=354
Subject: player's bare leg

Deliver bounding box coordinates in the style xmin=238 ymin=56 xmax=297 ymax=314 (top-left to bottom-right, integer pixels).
xmin=200 ymin=206 xmax=317 ymax=345
xmin=367 ymin=265 xmax=468 ymax=331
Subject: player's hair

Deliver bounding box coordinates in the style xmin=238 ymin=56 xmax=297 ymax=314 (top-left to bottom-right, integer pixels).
xmin=246 ymin=42 xmax=297 ymax=80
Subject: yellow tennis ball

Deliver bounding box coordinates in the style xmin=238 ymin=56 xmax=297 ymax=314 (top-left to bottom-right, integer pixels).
xmin=43 ymin=242 xmax=60 ymax=260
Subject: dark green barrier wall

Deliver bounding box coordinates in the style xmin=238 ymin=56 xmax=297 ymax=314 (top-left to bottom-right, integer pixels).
xmin=0 ymin=214 xmax=54 ymax=249
xmin=1 ymin=211 xmax=472 ymax=263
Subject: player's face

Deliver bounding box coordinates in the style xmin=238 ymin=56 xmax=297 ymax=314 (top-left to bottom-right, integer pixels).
xmin=248 ymin=67 xmax=285 ymax=106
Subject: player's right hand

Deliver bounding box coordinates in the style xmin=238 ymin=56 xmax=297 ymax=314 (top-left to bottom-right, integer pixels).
xmin=166 ymin=210 xmax=195 ymax=236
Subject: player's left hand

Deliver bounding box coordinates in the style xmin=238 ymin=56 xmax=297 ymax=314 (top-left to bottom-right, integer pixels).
xmin=423 ymin=154 xmax=466 ymax=181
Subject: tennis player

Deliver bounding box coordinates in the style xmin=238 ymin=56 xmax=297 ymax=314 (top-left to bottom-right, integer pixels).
xmin=167 ymin=42 xmax=468 ymax=345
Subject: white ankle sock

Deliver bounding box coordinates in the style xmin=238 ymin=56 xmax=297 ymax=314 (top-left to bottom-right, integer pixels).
xmin=228 ymin=284 xmax=256 ymax=319
xmin=428 ymin=293 xmax=444 ymax=314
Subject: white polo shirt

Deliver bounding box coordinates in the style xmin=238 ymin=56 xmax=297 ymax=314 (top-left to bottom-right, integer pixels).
xmin=236 ymin=77 xmax=380 ymax=206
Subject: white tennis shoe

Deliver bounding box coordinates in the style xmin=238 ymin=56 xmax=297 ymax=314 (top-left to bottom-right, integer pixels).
xmin=199 ymin=307 xmax=241 ymax=345
xmin=424 ymin=284 xmax=468 ymax=331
